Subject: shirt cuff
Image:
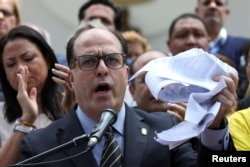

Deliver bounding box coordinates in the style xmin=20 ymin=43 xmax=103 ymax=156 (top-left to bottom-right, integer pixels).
xmin=201 ymin=121 xmax=229 ymax=151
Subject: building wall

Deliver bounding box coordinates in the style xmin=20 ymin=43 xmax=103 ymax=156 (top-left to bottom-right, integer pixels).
xmin=19 ymin=0 xmax=250 ymax=55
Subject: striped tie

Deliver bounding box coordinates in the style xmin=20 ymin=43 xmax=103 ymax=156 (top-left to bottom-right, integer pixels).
xmin=100 ymin=128 xmax=123 ymax=167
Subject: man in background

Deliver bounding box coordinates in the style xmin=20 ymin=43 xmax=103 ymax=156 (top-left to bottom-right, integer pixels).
xmin=195 ymin=0 xmax=249 ymax=100
xmin=195 ymin=0 xmax=249 ymax=71
xmin=129 ymin=50 xmax=186 ymax=122
xmin=78 ymin=0 xmax=122 ymax=31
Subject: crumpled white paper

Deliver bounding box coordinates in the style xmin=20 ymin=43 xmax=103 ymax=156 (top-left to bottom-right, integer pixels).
xmin=129 ymin=48 xmax=238 ymax=149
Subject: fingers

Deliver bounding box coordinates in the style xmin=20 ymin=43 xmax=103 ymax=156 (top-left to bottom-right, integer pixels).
xmin=167 ymin=110 xmax=184 ymax=122
xmin=16 ymin=67 xmax=38 ymax=122
xmin=17 ymin=73 xmax=25 ymax=99
xmin=229 ymin=72 xmax=239 ymax=90
xmin=167 ymin=103 xmax=187 ymax=122
xmin=221 ymin=75 xmax=237 ymax=105
xmin=210 ymin=74 xmax=237 ymax=128
xmin=55 ymin=63 xmax=70 ymax=71
xmin=211 ymin=89 xmax=236 ymax=128
xmin=17 ymin=66 xmax=29 ymax=99
xmin=29 ymin=87 xmax=37 ymax=101
xmin=52 ymin=63 xmax=71 ymax=86
xmin=213 ymin=74 xmax=238 ymax=99
xmin=52 ymin=64 xmax=75 ymax=113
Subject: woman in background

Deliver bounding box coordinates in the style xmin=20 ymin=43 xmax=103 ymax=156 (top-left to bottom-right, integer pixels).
xmin=0 ymin=25 xmax=64 ymax=166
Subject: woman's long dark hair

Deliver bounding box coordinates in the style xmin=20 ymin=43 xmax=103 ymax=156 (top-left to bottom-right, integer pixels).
xmin=0 ymin=25 xmax=63 ymax=123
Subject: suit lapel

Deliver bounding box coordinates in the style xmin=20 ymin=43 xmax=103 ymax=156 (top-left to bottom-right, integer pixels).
xmin=56 ymin=111 xmax=98 ymax=167
xmin=123 ymin=106 xmax=149 ymax=167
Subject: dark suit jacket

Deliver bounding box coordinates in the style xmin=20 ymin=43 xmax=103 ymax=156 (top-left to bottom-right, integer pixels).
xmin=20 ymin=104 xmax=198 ymax=167
xmin=218 ymin=35 xmax=249 ymax=70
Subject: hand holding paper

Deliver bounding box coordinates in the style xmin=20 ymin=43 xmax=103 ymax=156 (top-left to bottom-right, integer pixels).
xmin=129 ymin=48 xmax=238 ymax=149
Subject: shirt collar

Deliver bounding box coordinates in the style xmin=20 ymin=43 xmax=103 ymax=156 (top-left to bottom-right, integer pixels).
xmin=76 ymin=103 xmax=125 ymax=136
xmin=210 ymin=27 xmax=227 ymax=47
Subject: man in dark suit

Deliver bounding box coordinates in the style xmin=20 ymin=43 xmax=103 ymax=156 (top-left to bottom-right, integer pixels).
xmin=195 ymin=0 xmax=250 ymax=101
xmin=195 ymin=0 xmax=249 ymax=71
xmin=20 ymin=21 xmax=237 ymax=167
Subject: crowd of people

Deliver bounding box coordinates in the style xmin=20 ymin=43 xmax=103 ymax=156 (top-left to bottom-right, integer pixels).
xmin=0 ymin=0 xmax=249 ymax=167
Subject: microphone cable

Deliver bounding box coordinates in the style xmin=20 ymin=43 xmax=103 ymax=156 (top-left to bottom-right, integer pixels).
xmin=7 ymin=149 xmax=89 ymax=167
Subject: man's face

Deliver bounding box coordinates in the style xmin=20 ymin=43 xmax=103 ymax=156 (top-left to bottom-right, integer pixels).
xmin=195 ymin=0 xmax=229 ymax=26
xmin=129 ymin=52 xmax=169 ymax=112
xmin=70 ymin=28 xmax=128 ymax=120
xmin=167 ymin=18 xmax=210 ymax=55
xmin=0 ymin=0 xmax=18 ymax=39
xmin=84 ymin=4 xmax=116 ymax=31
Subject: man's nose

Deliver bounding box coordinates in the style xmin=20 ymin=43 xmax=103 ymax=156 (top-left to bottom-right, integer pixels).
xmin=96 ymin=59 xmax=108 ymax=75
xmin=187 ymin=35 xmax=197 ymax=44
xmin=208 ymin=1 xmax=218 ymax=8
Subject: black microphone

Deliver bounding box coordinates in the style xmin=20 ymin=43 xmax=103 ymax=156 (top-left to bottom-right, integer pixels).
xmin=87 ymin=108 xmax=117 ymax=150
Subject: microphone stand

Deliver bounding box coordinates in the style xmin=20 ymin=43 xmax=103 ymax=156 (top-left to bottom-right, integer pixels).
xmin=16 ymin=134 xmax=89 ymax=165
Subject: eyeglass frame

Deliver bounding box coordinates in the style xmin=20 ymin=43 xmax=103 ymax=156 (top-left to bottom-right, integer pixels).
xmin=71 ymin=53 xmax=126 ymax=71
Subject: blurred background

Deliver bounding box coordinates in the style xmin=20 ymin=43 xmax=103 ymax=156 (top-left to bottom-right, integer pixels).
xmin=18 ymin=0 xmax=250 ymax=56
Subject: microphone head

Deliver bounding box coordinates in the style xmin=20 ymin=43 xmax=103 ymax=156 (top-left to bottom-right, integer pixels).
xmin=87 ymin=108 xmax=117 ymax=150
xmin=100 ymin=108 xmax=117 ymax=125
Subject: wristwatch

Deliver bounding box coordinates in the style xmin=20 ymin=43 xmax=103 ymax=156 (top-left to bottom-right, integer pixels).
xmin=13 ymin=118 xmax=35 ymax=133
xmin=14 ymin=124 xmax=35 ymax=133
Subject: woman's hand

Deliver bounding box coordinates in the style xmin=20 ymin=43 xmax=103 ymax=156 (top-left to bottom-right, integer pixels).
xmin=16 ymin=66 xmax=38 ymax=123
xmin=52 ymin=63 xmax=75 ymax=114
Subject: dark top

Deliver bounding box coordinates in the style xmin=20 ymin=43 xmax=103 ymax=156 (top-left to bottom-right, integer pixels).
xmin=20 ymin=104 xmax=234 ymax=167
xmin=218 ymin=35 xmax=249 ymax=71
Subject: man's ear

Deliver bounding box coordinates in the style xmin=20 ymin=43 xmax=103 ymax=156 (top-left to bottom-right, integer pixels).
xmin=167 ymin=39 xmax=171 ymax=52
xmin=125 ymin=64 xmax=129 ymax=75
xmin=194 ymin=7 xmax=199 ymax=15
xmin=225 ymin=7 xmax=230 ymax=18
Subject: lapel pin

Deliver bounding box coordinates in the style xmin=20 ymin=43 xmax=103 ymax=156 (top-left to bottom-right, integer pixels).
xmin=141 ymin=128 xmax=147 ymax=136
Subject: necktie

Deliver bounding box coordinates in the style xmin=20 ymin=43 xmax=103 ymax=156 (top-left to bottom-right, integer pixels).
xmin=100 ymin=128 xmax=123 ymax=167
xmin=209 ymin=38 xmax=223 ymax=54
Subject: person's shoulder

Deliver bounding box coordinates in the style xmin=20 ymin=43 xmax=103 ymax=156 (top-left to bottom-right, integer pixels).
xmin=227 ymin=35 xmax=249 ymax=43
xmin=25 ymin=112 xmax=74 ymax=138
xmin=228 ymin=108 xmax=250 ymax=129
xmin=129 ymin=106 xmax=178 ymax=124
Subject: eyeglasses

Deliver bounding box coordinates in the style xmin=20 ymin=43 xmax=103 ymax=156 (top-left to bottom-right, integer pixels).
xmin=0 ymin=9 xmax=14 ymax=17
xmin=72 ymin=53 xmax=126 ymax=71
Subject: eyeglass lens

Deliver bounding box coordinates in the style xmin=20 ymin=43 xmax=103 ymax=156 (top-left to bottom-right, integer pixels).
xmin=77 ymin=53 xmax=124 ymax=71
